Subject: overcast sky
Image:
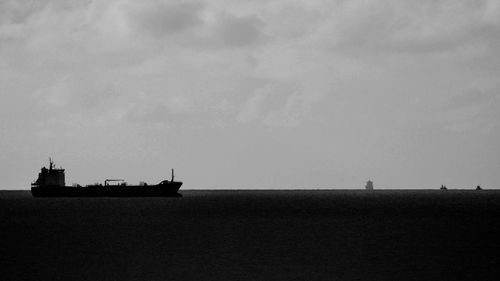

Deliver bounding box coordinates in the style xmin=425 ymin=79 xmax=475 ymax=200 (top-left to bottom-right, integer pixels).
xmin=1 ymin=0 xmax=499 ymax=189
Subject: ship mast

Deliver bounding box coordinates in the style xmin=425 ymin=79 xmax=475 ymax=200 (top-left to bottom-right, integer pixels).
xmin=171 ymin=168 xmax=174 ymax=182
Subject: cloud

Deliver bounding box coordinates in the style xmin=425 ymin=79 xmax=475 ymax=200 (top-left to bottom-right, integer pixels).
xmin=213 ymin=14 xmax=265 ymax=47
xmin=3 ymin=0 xmax=500 ymax=132
xmin=126 ymin=2 xmax=204 ymax=37
xmin=445 ymin=88 xmax=499 ymax=110
xmin=439 ymin=87 xmax=500 ymax=134
xmin=0 ymin=0 xmax=46 ymax=25
xmin=319 ymin=0 xmax=500 ymax=56
xmin=237 ymin=77 xmax=326 ymax=127
xmin=262 ymin=90 xmax=306 ymax=127
xmin=236 ymin=85 xmax=272 ymax=123
xmin=2 ymin=0 xmax=500 ymax=189
xmin=34 ymin=75 xmax=73 ymax=108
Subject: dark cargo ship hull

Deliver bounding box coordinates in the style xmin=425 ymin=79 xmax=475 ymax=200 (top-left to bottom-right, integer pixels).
xmin=31 ymin=183 xmax=182 ymax=197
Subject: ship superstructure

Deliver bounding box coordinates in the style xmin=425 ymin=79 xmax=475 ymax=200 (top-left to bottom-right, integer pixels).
xmin=31 ymin=159 xmax=182 ymax=197
xmin=365 ymin=180 xmax=374 ymax=190
xmin=32 ymin=159 xmax=65 ymax=188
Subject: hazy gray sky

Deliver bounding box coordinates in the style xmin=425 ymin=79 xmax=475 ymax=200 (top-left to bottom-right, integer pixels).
xmin=1 ymin=0 xmax=499 ymax=189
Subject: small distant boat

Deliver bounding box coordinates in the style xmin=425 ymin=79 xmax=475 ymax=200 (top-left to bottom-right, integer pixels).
xmin=476 ymin=185 xmax=482 ymax=190
xmin=440 ymin=185 xmax=447 ymax=190
xmin=365 ymin=180 xmax=374 ymax=190
xmin=31 ymin=159 xmax=182 ymax=197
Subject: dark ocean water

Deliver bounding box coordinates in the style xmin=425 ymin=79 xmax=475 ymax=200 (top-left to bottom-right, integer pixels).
xmin=1 ymin=190 xmax=500 ymax=281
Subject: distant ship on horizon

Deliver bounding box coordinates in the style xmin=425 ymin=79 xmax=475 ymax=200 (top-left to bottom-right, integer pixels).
xmin=365 ymin=180 xmax=374 ymax=190
xmin=31 ymin=159 xmax=182 ymax=197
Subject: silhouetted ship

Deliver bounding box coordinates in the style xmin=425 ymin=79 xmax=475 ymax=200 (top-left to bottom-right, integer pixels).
xmin=31 ymin=159 xmax=182 ymax=197
xmin=365 ymin=180 xmax=374 ymax=190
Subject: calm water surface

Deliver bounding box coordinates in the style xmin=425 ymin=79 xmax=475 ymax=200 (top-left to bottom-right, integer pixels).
xmin=1 ymin=190 xmax=500 ymax=281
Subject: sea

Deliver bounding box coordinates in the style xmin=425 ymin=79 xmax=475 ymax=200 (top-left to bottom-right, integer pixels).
xmin=1 ymin=190 xmax=499 ymax=281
